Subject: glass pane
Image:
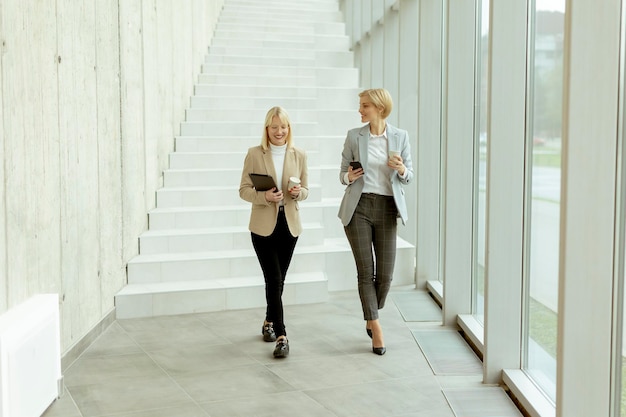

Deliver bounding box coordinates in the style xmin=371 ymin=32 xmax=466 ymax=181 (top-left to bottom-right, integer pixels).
xmin=622 ymin=260 xmax=626 ymax=414
xmin=472 ymin=0 xmax=489 ymax=324
xmin=523 ymin=0 xmax=565 ymax=403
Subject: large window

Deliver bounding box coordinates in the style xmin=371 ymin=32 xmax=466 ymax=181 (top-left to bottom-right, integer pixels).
xmin=522 ymin=0 xmax=565 ymax=403
xmin=472 ymin=0 xmax=489 ymax=325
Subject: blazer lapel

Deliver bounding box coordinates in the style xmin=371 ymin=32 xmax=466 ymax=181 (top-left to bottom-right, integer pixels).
xmin=262 ymin=148 xmax=277 ymax=182
xmin=387 ymin=124 xmax=399 ymax=153
xmin=358 ymin=125 xmax=369 ymax=167
xmin=282 ymin=148 xmax=297 ymax=190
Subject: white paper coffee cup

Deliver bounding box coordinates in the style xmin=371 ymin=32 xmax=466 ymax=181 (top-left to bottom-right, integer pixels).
xmin=288 ymin=177 xmax=300 ymax=190
xmin=388 ymin=150 xmax=400 ymax=159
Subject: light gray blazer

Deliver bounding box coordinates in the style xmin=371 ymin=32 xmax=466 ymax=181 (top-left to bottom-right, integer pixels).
xmin=337 ymin=123 xmax=414 ymax=226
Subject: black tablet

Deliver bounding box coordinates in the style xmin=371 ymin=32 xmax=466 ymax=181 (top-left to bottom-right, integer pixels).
xmin=249 ymin=173 xmax=277 ymax=191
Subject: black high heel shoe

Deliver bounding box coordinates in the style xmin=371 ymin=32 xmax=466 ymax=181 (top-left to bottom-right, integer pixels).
xmin=372 ymin=346 xmax=386 ymax=355
xmin=366 ymin=328 xmax=372 ymax=338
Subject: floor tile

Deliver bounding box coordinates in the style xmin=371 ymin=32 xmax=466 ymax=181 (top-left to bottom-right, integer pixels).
xmin=41 ymin=387 xmax=82 ymax=417
xmin=305 ymin=377 xmax=455 ymax=417
xmin=149 ymin=342 xmax=259 ymax=376
xmin=443 ymin=387 xmax=524 ymax=417
xmin=63 ymin=353 xmax=166 ymax=387
xmin=173 ymin=364 xmax=297 ymax=403
xmin=411 ymin=329 xmax=483 ymax=375
xmin=391 ymin=291 xmax=442 ymax=322
xmin=266 ymin=355 xmax=391 ymax=391
xmin=99 ymin=404 xmax=210 ymax=417
xmin=67 ymin=374 xmax=194 ymax=417
xmin=199 ymin=391 xmax=338 ymax=417
xmin=81 ymin=322 xmax=143 ymax=358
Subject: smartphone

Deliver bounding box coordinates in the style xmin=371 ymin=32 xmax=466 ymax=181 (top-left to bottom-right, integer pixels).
xmin=349 ymin=161 xmax=362 ymax=170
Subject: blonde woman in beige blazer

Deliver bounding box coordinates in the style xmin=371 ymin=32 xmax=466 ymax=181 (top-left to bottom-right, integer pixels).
xmin=239 ymin=106 xmax=308 ymax=358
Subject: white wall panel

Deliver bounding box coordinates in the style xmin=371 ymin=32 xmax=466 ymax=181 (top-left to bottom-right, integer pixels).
xmin=95 ymin=0 xmax=124 ymax=314
xmin=57 ymin=0 xmax=101 ymax=344
xmin=2 ymin=0 xmax=61 ymax=306
xmin=0 ymin=0 xmax=6 ymax=313
xmin=119 ymin=0 xmax=148 ymax=264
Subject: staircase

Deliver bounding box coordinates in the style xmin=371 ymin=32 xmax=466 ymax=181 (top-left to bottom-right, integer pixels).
xmin=115 ymin=0 xmax=415 ymax=319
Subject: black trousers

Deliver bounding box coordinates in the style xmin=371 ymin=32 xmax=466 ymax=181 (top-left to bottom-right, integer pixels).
xmin=344 ymin=193 xmax=398 ymax=321
xmin=251 ymin=209 xmax=298 ymax=337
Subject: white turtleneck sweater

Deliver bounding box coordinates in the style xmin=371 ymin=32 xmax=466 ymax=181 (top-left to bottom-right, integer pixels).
xmin=270 ymin=143 xmax=286 ymax=193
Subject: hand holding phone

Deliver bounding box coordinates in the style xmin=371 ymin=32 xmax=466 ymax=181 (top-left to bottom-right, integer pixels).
xmin=349 ymin=161 xmax=362 ymax=170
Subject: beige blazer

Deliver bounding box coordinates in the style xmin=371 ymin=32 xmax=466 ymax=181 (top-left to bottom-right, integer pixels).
xmin=239 ymin=145 xmax=309 ymax=237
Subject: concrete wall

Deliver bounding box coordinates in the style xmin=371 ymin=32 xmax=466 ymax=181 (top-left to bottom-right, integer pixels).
xmin=0 ymin=0 xmax=223 ymax=354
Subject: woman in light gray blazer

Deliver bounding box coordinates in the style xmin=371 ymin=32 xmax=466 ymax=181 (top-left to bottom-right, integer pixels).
xmin=338 ymin=89 xmax=413 ymax=355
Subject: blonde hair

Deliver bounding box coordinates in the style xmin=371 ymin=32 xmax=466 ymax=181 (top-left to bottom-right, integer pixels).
xmin=359 ymin=88 xmax=393 ymax=119
xmin=261 ymin=106 xmax=293 ymax=150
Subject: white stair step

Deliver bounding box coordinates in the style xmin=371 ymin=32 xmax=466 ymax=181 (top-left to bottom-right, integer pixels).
xmin=148 ymin=205 xmax=253 ymax=230
xmin=197 ymin=73 xmax=316 ymax=87
xmin=211 ymin=30 xmax=316 ymax=43
xmin=163 ymin=167 xmax=322 ymax=188
xmin=190 ymin=95 xmax=318 ymax=109
xmin=115 ymin=272 xmax=329 ymax=319
xmin=169 ymin=151 xmax=246 ymax=169
xmin=226 ymin=0 xmax=339 ymax=12
xmin=193 ymin=84 xmax=317 ymax=98
xmin=127 ymin=247 xmax=333 ymax=284
xmin=208 ymin=46 xmax=314 ymax=60
xmin=155 ymin=184 xmax=323 ymax=208
xmin=147 ymin=201 xmax=331 ymax=231
xmin=205 ymin=54 xmax=315 ymax=67
xmin=202 ymin=63 xmax=315 ymax=77
xmin=216 ymin=21 xmax=346 ymax=36
xmin=173 ymin=136 xmax=326 ymax=153
xmin=168 ymin=150 xmax=322 ymax=168
xmin=174 ymin=137 xmax=260 ymax=152
xmin=139 ymin=223 xmax=325 ymax=254
xmin=219 ymin=10 xmax=343 ymax=23
xmin=210 ymin=38 xmax=314 ymax=50
xmin=179 ymin=121 xmax=318 ymax=136
xmin=128 ymin=235 xmax=411 ymax=287
xmin=216 ymin=22 xmax=315 ymax=35
xmin=199 ymin=66 xmax=357 ymax=87
xmin=184 ymin=108 xmax=358 ymax=124
xmin=205 ymin=51 xmax=353 ymax=68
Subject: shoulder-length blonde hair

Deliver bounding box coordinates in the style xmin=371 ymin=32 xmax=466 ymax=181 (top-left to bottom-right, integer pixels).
xmin=261 ymin=106 xmax=293 ymax=150
xmin=359 ymin=88 xmax=393 ymax=119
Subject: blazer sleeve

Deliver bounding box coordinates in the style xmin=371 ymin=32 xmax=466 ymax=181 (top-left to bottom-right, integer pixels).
xmin=239 ymin=149 xmax=272 ymax=206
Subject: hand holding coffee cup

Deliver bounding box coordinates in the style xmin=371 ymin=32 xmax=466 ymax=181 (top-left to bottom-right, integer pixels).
xmin=288 ymin=176 xmax=301 ymax=198
xmin=388 ymin=150 xmax=405 ymax=175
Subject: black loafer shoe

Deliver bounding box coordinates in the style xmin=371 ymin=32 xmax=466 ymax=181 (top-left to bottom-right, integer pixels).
xmin=262 ymin=322 xmax=276 ymax=342
xmin=273 ymin=338 xmax=289 ymax=358
xmin=372 ymin=346 xmax=386 ymax=355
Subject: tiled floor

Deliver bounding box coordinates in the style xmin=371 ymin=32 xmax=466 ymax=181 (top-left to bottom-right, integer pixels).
xmin=42 ymin=286 xmax=522 ymax=417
